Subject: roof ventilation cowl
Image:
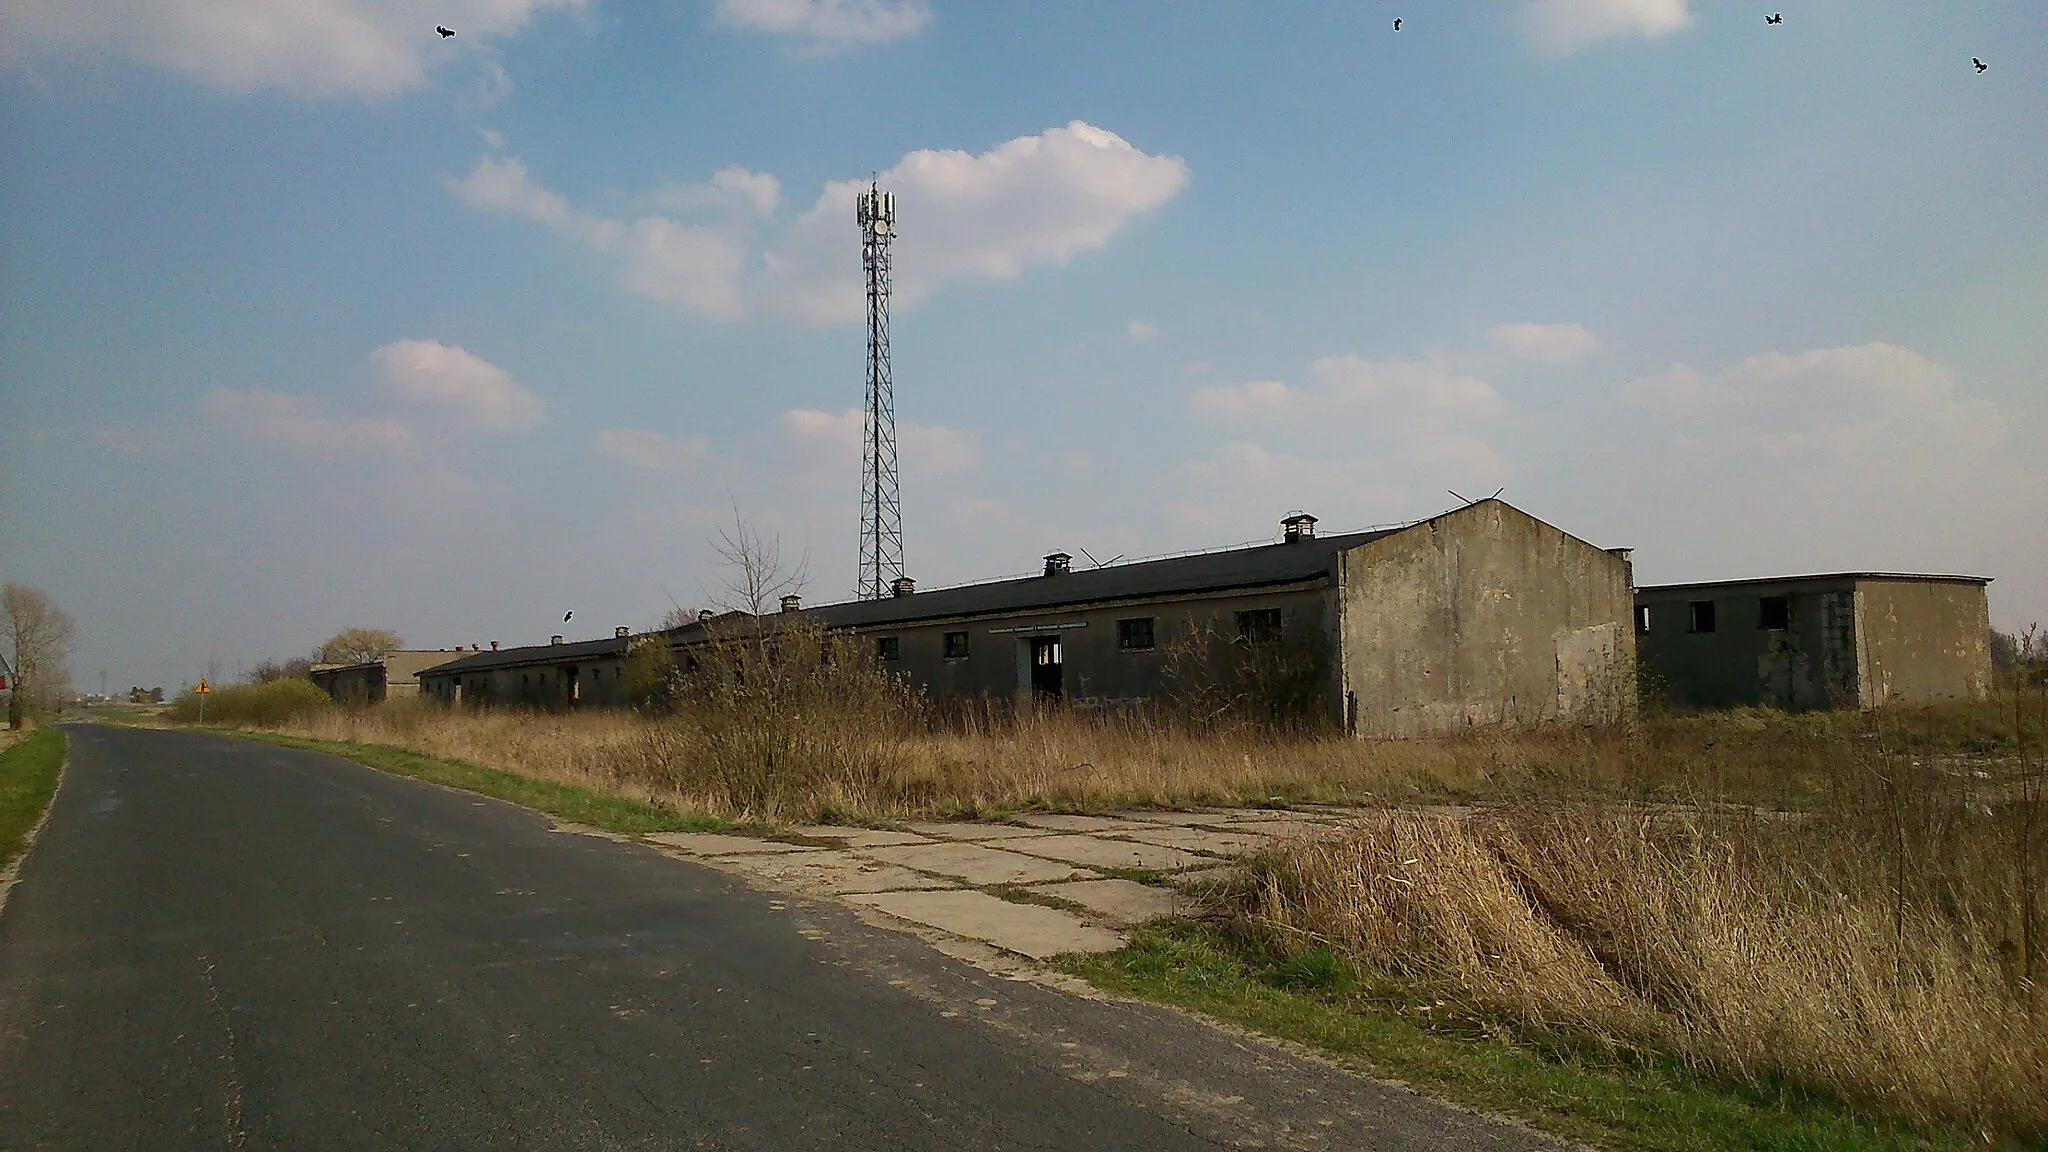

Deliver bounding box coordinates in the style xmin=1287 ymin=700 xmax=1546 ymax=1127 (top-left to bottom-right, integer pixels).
xmin=1043 ymin=552 xmax=1072 ymax=576
xmin=781 ymin=594 xmax=803 ymax=612
xmin=1281 ymin=512 xmax=1319 ymax=542
xmin=889 ymin=577 xmax=916 ymax=598
xmin=550 ymin=635 xmax=565 ymax=645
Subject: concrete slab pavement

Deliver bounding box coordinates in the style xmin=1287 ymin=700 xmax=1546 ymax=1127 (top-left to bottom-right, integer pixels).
xmin=645 ymin=832 xmax=816 ymax=856
xmin=845 ymin=890 xmax=1126 ymax=960
xmin=1033 ymin=879 xmax=1183 ymax=926
xmin=904 ymin=821 xmax=1052 ymax=841
xmin=1005 ymin=834 xmax=1217 ymax=873
xmin=642 ymin=808 xmax=1360 ymax=966
xmin=863 ymin=842 xmax=1090 ymax=886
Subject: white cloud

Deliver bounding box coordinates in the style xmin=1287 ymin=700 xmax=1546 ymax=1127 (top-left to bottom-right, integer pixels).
xmin=1168 ymin=442 xmax=1407 ymax=535
xmin=766 ymin=122 xmax=1190 ymax=323
xmin=1614 ymin=343 xmax=2045 ymax=606
xmin=713 ymin=0 xmax=930 ymax=49
xmin=1190 ymin=378 xmax=1293 ymax=420
xmin=650 ymin=167 xmax=782 ymax=218
xmin=0 ymin=0 xmax=584 ymax=100
xmin=1194 ymin=355 xmax=1507 ymax=477
xmin=1486 ymin=321 xmax=1602 ymax=364
xmin=1180 ymin=352 xmax=1514 ymax=530
xmin=448 ymin=122 xmax=1188 ymax=324
xmin=1518 ymin=0 xmax=1691 ymax=57
xmin=594 ymin=428 xmax=713 ymax=474
xmin=365 ymin=339 xmax=542 ymax=433
xmin=1126 ymin=320 xmax=1160 ymax=341
xmin=447 ymin=156 xmax=753 ymax=319
xmin=203 ymin=388 xmax=415 ymax=457
xmin=778 ymin=408 xmax=980 ymax=477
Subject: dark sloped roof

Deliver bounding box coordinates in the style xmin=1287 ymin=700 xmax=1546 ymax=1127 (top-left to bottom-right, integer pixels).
xmin=802 ymin=526 xmax=1405 ymax=630
xmin=1636 ymin=572 xmax=1992 ymax=595
xmin=419 ymin=635 xmax=629 ymax=677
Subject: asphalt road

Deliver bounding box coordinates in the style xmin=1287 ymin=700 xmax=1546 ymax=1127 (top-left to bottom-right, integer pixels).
xmin=0 ymin=725 xmax=1564 ymax=1151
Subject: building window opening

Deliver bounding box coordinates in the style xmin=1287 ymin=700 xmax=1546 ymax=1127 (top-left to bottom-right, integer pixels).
xmin=876 ymin=636 xmax=900 ymax=661
xmin=943 ymin=631 xmax=970 ymax=660
xmin=1688 ymin=600 xmax=1717 ymax=634
xmin=1758 ymin=595 xmax=1790 ymax=631
xmin=1117 ymin=617 xmax=1156 ymax=651
xmin=1237 ymin=608 xmax=1283 ymax=644
xmin=1635 ymin=605 xmax=1652 ymax=635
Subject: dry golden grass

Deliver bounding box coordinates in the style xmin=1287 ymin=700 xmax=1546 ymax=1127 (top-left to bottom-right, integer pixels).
xmin=1242 ymin=796 xmax=2048 ymax=1138
xmin=258 ymin=691 xmax=2039 ymax=824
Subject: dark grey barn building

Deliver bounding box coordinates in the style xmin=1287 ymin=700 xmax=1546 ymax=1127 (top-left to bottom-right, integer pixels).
xmin=1634 ymin=572 xmax=1993 ymax=710
xmin=418 ymin=500 xmax=1637 ymax=737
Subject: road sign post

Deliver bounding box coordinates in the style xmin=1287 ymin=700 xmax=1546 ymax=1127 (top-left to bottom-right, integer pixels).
xmin=195 ymin=678 xmax=212 ymax=724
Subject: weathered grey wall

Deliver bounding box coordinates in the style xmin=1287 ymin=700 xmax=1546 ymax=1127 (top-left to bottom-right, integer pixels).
xmin=1855 ymin=580 xmax=1993 ymax=705
xmin=849 ymin=586 xmax=1331 ymax=718
xmin=1636 ymin=582 xmax=1862 ymax=710
xmin=422 ymin=655 xmax=631 ymax=710
xmin=1337 ymin=501 xmax=1635 ymax=737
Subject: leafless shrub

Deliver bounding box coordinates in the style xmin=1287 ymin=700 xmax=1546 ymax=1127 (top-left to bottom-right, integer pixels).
xmin=1159 ymin=618 xmax=1334 ymax=734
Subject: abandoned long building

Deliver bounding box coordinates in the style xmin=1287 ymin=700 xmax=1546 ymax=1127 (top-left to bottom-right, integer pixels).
xmin=418 ymin=499 xmax=1638 ymax=737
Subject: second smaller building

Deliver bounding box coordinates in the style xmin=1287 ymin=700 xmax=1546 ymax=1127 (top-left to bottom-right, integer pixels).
xmin=1634 ymin=573 xmax=1992 ymax=711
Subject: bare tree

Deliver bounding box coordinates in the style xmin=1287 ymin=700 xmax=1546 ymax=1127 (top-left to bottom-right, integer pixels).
xmin=3 ymin=583 xmax=78 ymax=729
xmin=705 ymin=503 xmax=808 ymax=617
xmin=318 ymin=627 xmax=405 ymax=665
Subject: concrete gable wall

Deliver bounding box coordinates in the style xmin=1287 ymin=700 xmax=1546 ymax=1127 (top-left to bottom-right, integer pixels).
xmin=1854 ymin=580 xmax=1992 ymax=705
xmin=1337 ymin=501 xmax=1634 ymax=737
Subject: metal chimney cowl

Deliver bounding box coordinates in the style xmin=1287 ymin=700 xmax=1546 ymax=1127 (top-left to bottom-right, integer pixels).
xmin=1043 ymin=552 xmax=1072 ymax=576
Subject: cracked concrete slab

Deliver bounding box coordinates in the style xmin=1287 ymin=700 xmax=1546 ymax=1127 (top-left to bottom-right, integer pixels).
xmin=903 ymin=822 xmax=1051 ymax=841
xmin=644 ymin=832 xmax=815 ymax=856
xmin=1114 ymin=827 xmax=1274 ymax=856
xmin=845 ymin=889 xmax=1125 ymax=960
xmin=785 ymin=826 xmax=934 ymax=848
xmin=705 ymin=849 xmax=947 ymax=895
xmin=1014 ymin=814 xmax=1135 ymax=833
xmin=863 ymin=842 xmax=1089 ymax=886
xmin=1005 ymin=835 xmax=1215 ymax=872
xmin=1033 ymin=879 xmax=1183 ymax=926
xmin=1110 ymin=810 xmax=1244 ymax=827
xmin=1213 ymin=818 xmax=1341 ymax=840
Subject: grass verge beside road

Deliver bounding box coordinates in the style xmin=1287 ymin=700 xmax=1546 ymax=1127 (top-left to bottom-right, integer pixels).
xmin=221 ymin=729 xmax=728 ymax=838
xmin=1061 ymin=922 xmax=1998 ymax=1152
xmin=0 ymin=728 xmax=66 ymax=874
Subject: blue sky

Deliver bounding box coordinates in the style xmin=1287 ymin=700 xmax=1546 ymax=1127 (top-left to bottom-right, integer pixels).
xmin=2 ymin=0 xmax=2043 ymax=690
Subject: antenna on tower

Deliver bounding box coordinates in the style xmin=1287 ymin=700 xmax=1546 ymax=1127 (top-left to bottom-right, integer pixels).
xmin=856 ymin=180 xmax=903 ymax=601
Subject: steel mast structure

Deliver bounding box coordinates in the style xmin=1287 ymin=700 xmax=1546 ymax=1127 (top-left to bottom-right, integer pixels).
xmin=856 ymin=182 xmax=903 ymax=601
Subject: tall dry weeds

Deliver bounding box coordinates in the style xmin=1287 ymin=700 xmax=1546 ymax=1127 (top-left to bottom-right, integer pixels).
xmin=1244 ymin=790 xmax=2048 ymax=1137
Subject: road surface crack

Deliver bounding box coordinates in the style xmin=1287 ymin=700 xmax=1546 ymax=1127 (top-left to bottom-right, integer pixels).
xmin=196 ymin=954 xmax=247 ymax=1150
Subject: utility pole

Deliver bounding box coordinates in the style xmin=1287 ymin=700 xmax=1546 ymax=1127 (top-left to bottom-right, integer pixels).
xmin=856 ymin=181 xmax=903 ymax=600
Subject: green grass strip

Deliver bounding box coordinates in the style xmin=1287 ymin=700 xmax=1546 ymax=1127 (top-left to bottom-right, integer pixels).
xmin=1059 ymin=922 xmax=1998 ymax=1152
xmin=218 ymin=729 xmax=726 ymax=837
xmin=0 ymin=729 xmax=67 ymax=874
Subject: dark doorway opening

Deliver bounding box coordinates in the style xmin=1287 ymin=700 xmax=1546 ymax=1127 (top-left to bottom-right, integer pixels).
xmin=1030 ymin=636 xmax=1063 ymax=699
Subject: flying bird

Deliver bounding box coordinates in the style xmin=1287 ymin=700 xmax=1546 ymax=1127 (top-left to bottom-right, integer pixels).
xmin=437 ymin=25 xmax=455 ymax=38
xmin=563 ymin=611 xmax=573 ymax=623
xmin=1392 ymin=18 xmax=1401 ymax=30
xmin=1766 ymin=13 xmax=1783 ymax=24
xmin=1974 ymin=57 xmax=1988 ymax=72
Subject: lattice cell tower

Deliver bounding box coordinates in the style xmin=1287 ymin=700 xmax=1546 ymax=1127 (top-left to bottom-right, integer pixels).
xmin=856 ymin=182 xmax=903 ymax=601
